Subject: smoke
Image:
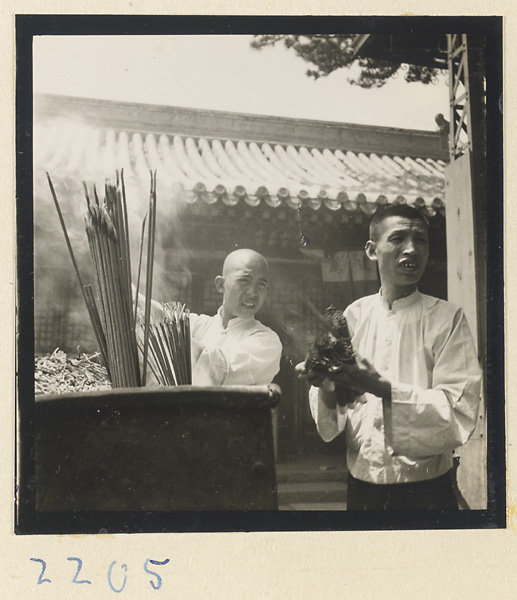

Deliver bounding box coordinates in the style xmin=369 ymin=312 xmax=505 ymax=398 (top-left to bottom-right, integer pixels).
xmin=34 ymin=115 xmax=193 ymax=354
xmin=256 ymin=253 xmax=380 ymax=369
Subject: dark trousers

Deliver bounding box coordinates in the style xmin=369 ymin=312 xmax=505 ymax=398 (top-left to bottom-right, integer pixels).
xmin=347 ymin=471 xmax=459 ymax=511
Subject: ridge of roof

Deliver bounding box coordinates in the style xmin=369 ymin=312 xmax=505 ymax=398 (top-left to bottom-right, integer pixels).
xmin=34 ymin=93 xmax=448 ymax=161
xmin=34 ymin=92 xmax=441 ymax=136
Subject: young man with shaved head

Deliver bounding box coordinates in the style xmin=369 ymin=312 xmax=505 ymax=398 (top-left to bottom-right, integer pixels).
xmin=190 ymin=248 xmax=282 ymax=386
xmin=138 ymin=248 xmax=281 ymax=386
xmin=297 ymin=205 xmax=482 ymax=510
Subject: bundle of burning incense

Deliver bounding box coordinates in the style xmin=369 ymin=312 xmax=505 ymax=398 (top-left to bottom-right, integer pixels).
xmin=48 ymin=170 xmax=157 ymax=388
xmin=304 ymin=306 xmax=356 ymax=373
xmin=145 ymin=302 xmax=192 ymax=386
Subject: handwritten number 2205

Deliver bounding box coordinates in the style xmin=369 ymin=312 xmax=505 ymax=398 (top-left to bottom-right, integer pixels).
xmin=30 ymin=557 xmax=170 ymax=591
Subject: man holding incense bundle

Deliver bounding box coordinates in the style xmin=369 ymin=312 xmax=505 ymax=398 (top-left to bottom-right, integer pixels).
xmin=137 ymin=249 xmax=282 ymax=387
xmin=296 ymin=205 xmax=482 ymax=510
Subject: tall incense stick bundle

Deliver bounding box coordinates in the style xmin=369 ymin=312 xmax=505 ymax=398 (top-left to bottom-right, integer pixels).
xmin=84 ymin=184 xmax=140 ymax=387
xmin=48 ymin=170 xmax=157 ymax=388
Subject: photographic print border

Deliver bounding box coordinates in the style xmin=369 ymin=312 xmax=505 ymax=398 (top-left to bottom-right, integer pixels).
xmin=15 ymin=14 xmax=505 ymax=535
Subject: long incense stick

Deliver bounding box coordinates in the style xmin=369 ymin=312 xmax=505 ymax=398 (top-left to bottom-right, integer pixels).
xmin=47 ymin=173 xmax=109 ymax=369
xmin=134 ymin=211 xmax=148 ymax=325
xmin=142 ymin=171 xmax=157 ymax=386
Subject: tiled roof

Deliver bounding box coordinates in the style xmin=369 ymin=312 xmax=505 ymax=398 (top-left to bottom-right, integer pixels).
xmin=34 ymin=115 xmax=446 ymax=218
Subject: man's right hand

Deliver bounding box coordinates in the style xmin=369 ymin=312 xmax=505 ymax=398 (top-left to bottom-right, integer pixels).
xmin=190 ymin=337 xmax=205 ymax=365
xmin=295 ymin=362 xmax=334 ymax=389
xmin=295 ymin=362 xmax=363 ymax=408
xmin=295 ymin=362 xmax=339 ymax=409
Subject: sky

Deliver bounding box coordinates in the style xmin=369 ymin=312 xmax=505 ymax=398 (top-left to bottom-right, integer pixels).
xmin=33 ymin=35 xmax=449 ymax=131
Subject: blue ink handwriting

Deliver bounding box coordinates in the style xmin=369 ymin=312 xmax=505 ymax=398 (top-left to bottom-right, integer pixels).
xmin=30 ymin=557 xmax=170 ymax=591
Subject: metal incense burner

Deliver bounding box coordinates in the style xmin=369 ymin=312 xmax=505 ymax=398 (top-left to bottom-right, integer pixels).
xmin=35 ymin=385 xmax=280 ymax=512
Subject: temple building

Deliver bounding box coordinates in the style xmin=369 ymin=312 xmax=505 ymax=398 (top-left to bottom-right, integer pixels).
xmin=33 ymin=93 xmax=448 ymax=458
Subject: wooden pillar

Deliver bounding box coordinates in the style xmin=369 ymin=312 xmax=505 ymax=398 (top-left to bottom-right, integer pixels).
xmin=445 ymin=34 xmax=487 ymax=509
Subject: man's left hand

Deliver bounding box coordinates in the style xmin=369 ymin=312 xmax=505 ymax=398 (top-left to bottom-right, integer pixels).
xmin=327 ymin=356 xmax=391 ymax=399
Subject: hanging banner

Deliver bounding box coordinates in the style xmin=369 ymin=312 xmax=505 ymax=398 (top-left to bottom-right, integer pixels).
xmin=321 ymin=251 xmax=351 ymax=282
xmin=349 ymin=250 xmax=378 ymax=282
xmin=321 ymin=250 xmax=378 ymax=282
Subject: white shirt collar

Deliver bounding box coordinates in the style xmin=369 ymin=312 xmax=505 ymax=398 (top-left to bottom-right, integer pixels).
xmin=379 ymin=288 xmax=421 ymax=312
xmin=216 ymin=306 xmax=256 ymax=329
